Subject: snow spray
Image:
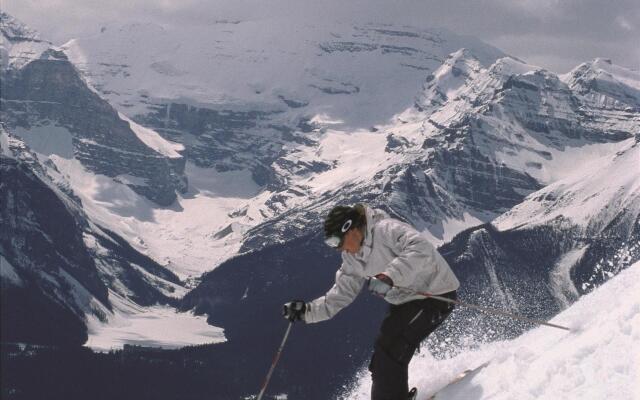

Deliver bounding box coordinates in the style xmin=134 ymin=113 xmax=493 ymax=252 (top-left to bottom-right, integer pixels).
xmin=376 ymin=277 xmax=572 ymax=332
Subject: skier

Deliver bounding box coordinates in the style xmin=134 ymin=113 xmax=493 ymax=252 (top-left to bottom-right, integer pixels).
xmin=283 ymin=204 xmax=460 ymax=400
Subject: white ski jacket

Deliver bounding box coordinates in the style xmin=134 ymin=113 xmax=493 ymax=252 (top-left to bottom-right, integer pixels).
xmin=305 ymin=206 xmax=460 ymax=323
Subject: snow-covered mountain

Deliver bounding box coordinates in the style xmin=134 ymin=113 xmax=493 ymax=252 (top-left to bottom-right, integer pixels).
xmin=48 ymin=19 xmax=509 ymax=275
xmin=181 ymin=53 xmax=638 ymax=398
xmin=2 ymin=9 xmax=639 ymax=399
xmin=59 ymin=19 xmax=506 ymax=223
xmin=35 ymin=13 xmax=638 ymax=277
xmin=1 ymin=128 xmax=107 ymax=345
xmin=0 ymin=128 xmax=222 ymax=348
xmin=2 ymin=16 xmax=508 ymax=283
xmin=179 ymin=138 xmax=638 ymax=399
xmin=0 ymin=12 xmax=51 ymax=70
xmin=239 ymin=50 xmax=638 ymax=253
xmin=1 ymin=12 xmax=187 ymax=207
xmin=1 ymin=12 xmax=223 ymax=348
xmin=61 ymin=19 xmax=505 ymax=130
xmin=345 ymin=261 xmax=640 ymax=400
xmin=431 ymin=135 xmax=639 ymax=345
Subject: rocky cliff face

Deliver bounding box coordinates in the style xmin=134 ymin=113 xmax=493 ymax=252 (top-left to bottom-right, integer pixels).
xmin=135 ymin=103 xmax=288 ymax=188
xmin=239 ymin=52 xmax=638 ymax=253
xmin=1 ymin=132 xmax=106 ymax=345
xmin=61 ymin=20 xmax=507 ymax=199
xmin=0 ymin=129 xmax=183 ymax=345
xmin=0 ymin=12 xmax=186 ymax=206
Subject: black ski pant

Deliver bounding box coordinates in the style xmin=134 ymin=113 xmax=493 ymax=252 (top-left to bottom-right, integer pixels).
xmin=369 ymin=291 xmax=456 ymax=400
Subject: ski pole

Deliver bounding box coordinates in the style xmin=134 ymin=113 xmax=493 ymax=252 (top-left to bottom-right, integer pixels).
xmin=257 ymin=321 xmax=294 ymax=400
xmin=387 ymin=281 xmax=571 ymax=332
xmin=427 ymin=292 xmax=570 ymax=331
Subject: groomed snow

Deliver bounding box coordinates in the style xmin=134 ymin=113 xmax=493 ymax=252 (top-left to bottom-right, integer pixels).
xmin=344 ymin=262 xmax=640 ymax=399
xmin=85 ymin=290 xmax=225 ymax=351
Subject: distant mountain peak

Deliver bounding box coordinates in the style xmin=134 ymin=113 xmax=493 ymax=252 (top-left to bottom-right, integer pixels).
xmin=488 ymin=55 xmax=542 ymax=77
xmin=1 ymin=12 xmax=53 ymax=70
xmin=561 ymin=58 xmax=640 ymax=109
xmin=0 ymin=12 xmax=44 ymax=43
xmin=416 ymin=48 xmax=485 ymax=111
xmin=565 ymin=57 xmax=639 ymax=83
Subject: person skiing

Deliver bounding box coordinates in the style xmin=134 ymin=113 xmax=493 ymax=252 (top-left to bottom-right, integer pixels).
xmin=283 ymin=203 xmax=460 ymax=400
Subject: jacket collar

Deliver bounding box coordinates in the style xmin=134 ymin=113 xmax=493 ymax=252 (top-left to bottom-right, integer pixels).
xmin=354 ymin=205 xmax=387 ymax=261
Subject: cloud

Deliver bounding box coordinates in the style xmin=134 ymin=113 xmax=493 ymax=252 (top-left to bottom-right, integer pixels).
xmin=616 ymin=16 xmax=634 ymax=31
xmin=3 ymin=0 xmax=639 ymax=73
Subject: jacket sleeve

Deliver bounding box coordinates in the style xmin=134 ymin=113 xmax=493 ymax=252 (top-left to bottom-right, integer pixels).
xmin=305 ymin=267 xmax=365 ymax=324
xmin=379 ymin=220 xmax=432 ymax=288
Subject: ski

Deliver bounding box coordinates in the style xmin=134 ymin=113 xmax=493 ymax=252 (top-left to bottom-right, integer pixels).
xmin=427 ymin=362 xmax=489 ymax=399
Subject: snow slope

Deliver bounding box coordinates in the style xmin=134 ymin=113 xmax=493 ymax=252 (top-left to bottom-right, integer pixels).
xmin=494 ymin=137 xmax=640 ymax=231
xmin=344 ymin=262 xmax=640 ymax=399
xmin=45 ymin=155 xmax=262 ymax=279
xmin=119 ymin=112 xmax=184 ymax=159
xmin=1 ymin=128 xmax=228 ymax=349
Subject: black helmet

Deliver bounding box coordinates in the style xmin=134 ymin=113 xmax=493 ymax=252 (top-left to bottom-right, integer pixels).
xmin=324 ymin=204 xmax=365 ymax=248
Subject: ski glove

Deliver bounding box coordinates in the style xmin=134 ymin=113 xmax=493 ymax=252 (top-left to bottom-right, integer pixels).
xmin=283 ymin=300 xmax=307 ymax=322
xmin=368 ymin=274 xmax=394 ymax=297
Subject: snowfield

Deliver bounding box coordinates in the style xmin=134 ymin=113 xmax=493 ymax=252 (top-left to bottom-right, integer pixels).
xmin=344 ymin=262 xmax=640 ymax=399
xmin=61 ymin=19 xmax=505 ymax=129
xmin=46 ymin=154 xmax=262 ymax=279
xmin=85 ymin=290 xmax=225 ymax=351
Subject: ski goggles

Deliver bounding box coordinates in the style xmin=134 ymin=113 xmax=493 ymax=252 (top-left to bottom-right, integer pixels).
xmin=324 ymin=219 xmax=353 ymax=248
xmin=324 ymin=235 xmax=344 ymax=248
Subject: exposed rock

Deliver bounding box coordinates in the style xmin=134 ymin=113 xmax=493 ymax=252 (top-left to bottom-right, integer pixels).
xmin=1 ymin=130 xmax=183 ymax=345
xmin=1 ymin=13 xmax=186 ymax=206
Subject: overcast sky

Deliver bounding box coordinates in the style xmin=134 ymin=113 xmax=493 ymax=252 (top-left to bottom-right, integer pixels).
xmin=3 ymin=0 xmax=639 ymax=73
